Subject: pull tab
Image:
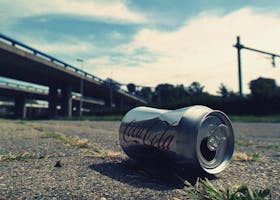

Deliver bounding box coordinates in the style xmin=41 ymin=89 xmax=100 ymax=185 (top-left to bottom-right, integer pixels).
xmin=207 ymin=124 xmax=227 ymax=151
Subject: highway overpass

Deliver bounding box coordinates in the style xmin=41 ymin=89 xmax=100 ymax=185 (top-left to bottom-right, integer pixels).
xmin=0 ymin=80 xmax=107 ymax=118
xmin=0 ymin=33 xmax=146 ymax=118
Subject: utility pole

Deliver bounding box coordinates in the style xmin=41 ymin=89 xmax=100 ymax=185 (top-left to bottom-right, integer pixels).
xmin=77 ymin=58 xmax=84 ymax=117
xmin=234 ymin=36 xmax=243 ymax=97
xmin=234 ymin=36 xmax=279 ymax=97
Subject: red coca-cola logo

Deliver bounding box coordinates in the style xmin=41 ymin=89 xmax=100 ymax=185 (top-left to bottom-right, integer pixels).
xmin=121 ymin=120 xmax=175 ymax=150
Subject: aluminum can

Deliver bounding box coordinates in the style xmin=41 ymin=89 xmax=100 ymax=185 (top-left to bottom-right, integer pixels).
xmin=119 ymin=105 xmax=234 ymax=174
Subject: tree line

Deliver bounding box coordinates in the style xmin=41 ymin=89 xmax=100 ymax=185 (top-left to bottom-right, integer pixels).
xmin=126 ymin=77 xmax=280 ymax=115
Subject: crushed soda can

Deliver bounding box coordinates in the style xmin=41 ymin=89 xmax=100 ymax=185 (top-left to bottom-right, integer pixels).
xmin=119 ymin=106 xmax=234 ymax=174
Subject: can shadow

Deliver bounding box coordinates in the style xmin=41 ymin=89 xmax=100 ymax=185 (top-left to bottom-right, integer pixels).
xmin=89 ymin=158 xmax=217 ymax=191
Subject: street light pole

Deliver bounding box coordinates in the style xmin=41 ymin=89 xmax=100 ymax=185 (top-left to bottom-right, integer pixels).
xmin=77 ymin=58 xmax=84 ymax=117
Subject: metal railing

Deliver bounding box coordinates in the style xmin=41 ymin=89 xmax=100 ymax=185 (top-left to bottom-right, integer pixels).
xmin=0 ymin=33 xmax=146 ymax=102
xmin=0 ymin=79 xmax=48 ymax=94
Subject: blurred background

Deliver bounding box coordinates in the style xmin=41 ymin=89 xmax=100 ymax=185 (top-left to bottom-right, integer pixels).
xmin=0 ymin=0 xmax=279 ymax=119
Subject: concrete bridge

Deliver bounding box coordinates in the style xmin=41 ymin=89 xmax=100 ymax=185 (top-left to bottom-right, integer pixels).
xmin=0 ymin=33 xmax=146 ymax=118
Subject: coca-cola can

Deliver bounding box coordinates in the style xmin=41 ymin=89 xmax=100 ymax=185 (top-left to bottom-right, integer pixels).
xmin=119 ymin=105 xmax=234 ymax=174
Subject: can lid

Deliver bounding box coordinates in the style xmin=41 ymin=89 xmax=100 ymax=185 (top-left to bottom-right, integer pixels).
xmin=196 ymin=111 xmax=234 ymax=174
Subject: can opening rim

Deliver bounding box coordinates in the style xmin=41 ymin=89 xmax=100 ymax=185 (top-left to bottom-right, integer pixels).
xmin=196 ymin=111 xmax=234 ymax=174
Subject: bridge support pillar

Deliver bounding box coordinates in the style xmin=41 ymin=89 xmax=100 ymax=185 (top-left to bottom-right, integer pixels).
xmin=105 ymin=82 xmax=113 ymax=109
xmin=49 ymin=86 xmax=58 ymax=118
xmin=76 ymin=103 xmax=82 ymax=116
xmin=104 ymin=97 xmax=112 ymax=108
xmin=15 ymin=95 xmax=26 ymax=119
xmin=115 ymin=97 xmax=124 ymax=110
xmin=61 ymin=85 xmax=72 ymax=117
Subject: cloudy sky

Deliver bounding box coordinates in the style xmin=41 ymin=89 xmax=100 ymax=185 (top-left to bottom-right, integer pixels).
xmin=1 ymin=0 xmax=280 ymax=94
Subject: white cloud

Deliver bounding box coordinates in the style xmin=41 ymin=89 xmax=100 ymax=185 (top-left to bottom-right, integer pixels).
xmin=87 ymin=57 xmax=112 ymax=66
xmin=22 ymin=36 xmax=94 ymax=56
xmin=91 ymin=8 xmax=280 ymax=94
xmin=38 ymin=42 xmax=91 ymax=55
xmin=0 ymin=0 xmax=146 ymax=24
xmin=109 ymin=31 xmax=124 ymax=40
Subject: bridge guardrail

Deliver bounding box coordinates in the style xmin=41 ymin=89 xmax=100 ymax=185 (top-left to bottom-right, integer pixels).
xmin=0 ymin=80 xmax=48 ymax=94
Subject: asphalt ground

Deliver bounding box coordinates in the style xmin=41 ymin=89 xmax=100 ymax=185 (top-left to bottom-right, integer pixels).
xmin=0 ymin=120 xmax=279 ymax=199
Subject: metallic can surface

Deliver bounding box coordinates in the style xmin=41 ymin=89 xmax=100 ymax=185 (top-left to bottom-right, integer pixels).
xmin=119 ymin=106 xmax=234 ymax=174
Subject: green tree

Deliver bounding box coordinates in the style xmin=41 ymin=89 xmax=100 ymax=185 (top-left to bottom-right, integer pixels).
xmin=155 ymin=84 xmax=175 ymax=105
xmin=174 ymin=84 xmax=187 ymax=99
xmin=249 ymin=77 xmax=276 ymax=98
xmin=217 ymin=83 xmax=236 ymax=98
xmin=127 ymin=83 xmax=136 ymax=94
xmin=187 ymin=82 xmax=204 ymax=96
xmin=140 ymin=87 xmax=152 ymax=103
